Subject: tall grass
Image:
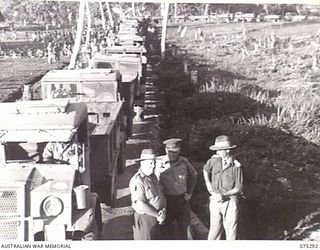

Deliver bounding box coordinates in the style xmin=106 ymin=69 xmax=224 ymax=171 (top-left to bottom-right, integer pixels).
xmin=201 ymin=79 xmax=320 ymax=145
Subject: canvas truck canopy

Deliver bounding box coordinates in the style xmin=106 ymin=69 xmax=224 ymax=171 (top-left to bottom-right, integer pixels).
xmin=92 ymin=53 xmax=146 ymax=77
xmin=41 ymin=69 xmax=120 ymax=102
xmin=117 ymin=35 xmax=144 ymax=43
xmin=118 ymin=28 xmax=138 ymax=34
xmin=93 ymin=53 xmax=147 ymax=65
xmin=0 ymin=100 xmax=87 ymax=142
xmin=102 ymin=45 xmax=147 ymax=55
xmin=121 ymin=72 xmax=139 ymax=83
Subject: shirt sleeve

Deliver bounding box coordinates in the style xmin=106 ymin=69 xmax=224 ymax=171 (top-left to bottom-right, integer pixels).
xmin=129 ymin=177 xmax=146 ymax=204
xmin=42 ymin=143 xmax=53 ymax=160
xmin=183 ymin=158 xmax=197 ymax=177
xmin=233 ymin=165 xmax=243 ymax=192
xmin=203 ymin=158 xmax=212 ymax=173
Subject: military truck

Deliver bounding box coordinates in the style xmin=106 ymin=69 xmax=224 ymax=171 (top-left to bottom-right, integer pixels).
xmin=92 ymin=52 xmax=147 ymax=96
xmin=89 ymin=54 xmax=145 ymax=137
xmin=0 ymin=100 xmax=102 ymax=241
xmin=40 ymin=69 xmax=126 ymax=204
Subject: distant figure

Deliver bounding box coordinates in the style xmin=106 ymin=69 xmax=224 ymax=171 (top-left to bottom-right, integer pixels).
xmin=53 ymin=43 xmax=60 ymax=62
xmin=203 ymin=135 xmax=243 ymax=240
xmin=47 ymin=42 xmax=54 ymax=64
xmin=12 ymin=31 xmax=17 ymax=40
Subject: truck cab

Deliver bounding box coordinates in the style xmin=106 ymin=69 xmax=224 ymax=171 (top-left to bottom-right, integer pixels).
xmin=90 ymin=53 xmax=145 ymax=137
xmin=92 ymin=52 xmax=147 ymax=96
xmin=40 ymin=69 xmax=127 ymax=205
xmin=0 ymin=100 xmax=101 ymax=241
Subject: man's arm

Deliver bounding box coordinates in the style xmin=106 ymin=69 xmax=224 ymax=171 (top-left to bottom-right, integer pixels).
xmin=42 ymin=143 xmax=53 ymax=162
xmin=129 ymin=177 xmax=165 ymax=222
xmin=222 ymin=165 xmax=243 ymax=197
xmin=134 ymin=200 xmax=159 ymax=218
xmin=184 ymin=158 xmax=197 ymax=201
xmin=203 ymin=169 xmax=213 ymax=194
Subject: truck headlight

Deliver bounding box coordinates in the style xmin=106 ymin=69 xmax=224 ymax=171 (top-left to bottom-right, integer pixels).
xmin=43 ymin=196 xmax=63 ymax=216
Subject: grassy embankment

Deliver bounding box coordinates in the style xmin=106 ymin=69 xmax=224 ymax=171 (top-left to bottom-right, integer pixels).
xmin=156 ymin=21 xmax=320 ymax=239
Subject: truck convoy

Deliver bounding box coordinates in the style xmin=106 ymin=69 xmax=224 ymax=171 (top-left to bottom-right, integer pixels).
xmin=40 ymin=69 xmax=126 ymax=205
xmin=0 ymin=17 xmax=148 ymax=241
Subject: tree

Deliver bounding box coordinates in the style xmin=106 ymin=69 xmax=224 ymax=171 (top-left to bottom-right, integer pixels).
xmin=69 ymin=0 xmax=85 ymax=70
xmin=0 ymin=11 xmax=5 ymax=22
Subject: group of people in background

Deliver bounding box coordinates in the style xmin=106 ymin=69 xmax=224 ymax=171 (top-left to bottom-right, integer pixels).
xmin=130 ymin=135 xmax=244 ymax=240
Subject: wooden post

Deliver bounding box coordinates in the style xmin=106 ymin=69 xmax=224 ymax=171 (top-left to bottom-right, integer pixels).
xmin=68 ymin=0 xmax=85 ymax=69
xmin=85 ymin=1 xmax=92 ymax=48
xmin=161 ymin=2 xmax=169 ymax=58
xmin=203 ymin=4 xmax=209 ymax=16
xmin=132 ymin=2 xmax=136 ymax=17
xmin=99 ymin=2 xmax=106 ymax=30
xmin=174 ymin=3 xmax=177 ymax=19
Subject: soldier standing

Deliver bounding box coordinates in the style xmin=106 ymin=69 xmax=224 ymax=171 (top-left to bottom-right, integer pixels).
xmin=156 ymin=138 xmax=197 ymax=240
xmin=203 ymin=135 xmax=243 ymax=240
xmin=47 ymin=42 xmax=53 ymax=64
xmin=129 ymin=149 xmax=166 ymax=240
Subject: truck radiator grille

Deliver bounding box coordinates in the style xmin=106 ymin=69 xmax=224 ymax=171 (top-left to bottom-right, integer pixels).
xmin=0 ymin=186 xmax=25 ymax=241
xmin=0 ymin=219 xmax=21 ymax=241
xmin=0 ymin=190 xmax=18 ymax=214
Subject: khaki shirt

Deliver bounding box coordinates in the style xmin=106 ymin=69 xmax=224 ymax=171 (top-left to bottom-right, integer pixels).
xmin=156 ymin=155 xmax=197 ymax=196
xmin=203 ymin=155 xmax=243 ymax=194
xmin=42 ymin=142 xmax=78 ymax=164
xmin=129 ymin=170 xmax=166 ymax=214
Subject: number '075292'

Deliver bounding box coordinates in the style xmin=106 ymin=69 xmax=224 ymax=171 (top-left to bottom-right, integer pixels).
xmin=300 ymin=244 xmax=318 ymax=249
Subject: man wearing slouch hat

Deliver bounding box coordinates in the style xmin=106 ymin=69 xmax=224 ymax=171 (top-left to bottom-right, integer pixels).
xmin=129 ymin=149 xmax=166 ymax=240
xmin=203 ymin=135 xmax=243 ymax=240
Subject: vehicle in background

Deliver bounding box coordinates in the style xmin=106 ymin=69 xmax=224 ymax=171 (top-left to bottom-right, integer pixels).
xmin=188 ymin=15 xmax=209 ymax=22
xmin=234 ymin=12 xmax=256 ymax=22
xmin=216 ymin=13 xmax=233 ymax=23
xmin=263 ymin=14 xmax=281 ymax=22
xmin=170 ymin=15 xmax=186 ymax=22
xmin=292 ymin=15 xmax=307 ymax=22
xmin=89 ymin=55 xmax=140 ymax=138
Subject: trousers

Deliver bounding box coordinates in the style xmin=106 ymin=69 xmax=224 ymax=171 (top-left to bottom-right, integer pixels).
xmin=208 ymin=195 xmax=238 ymax=240
xmin=132 ymin=212 xmax=163 ymax=240
xmin=163 ymin=194 xmax=191 ymax=240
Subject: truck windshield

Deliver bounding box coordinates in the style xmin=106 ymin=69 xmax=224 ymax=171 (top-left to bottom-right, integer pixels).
xmin=82 ymin=82 xmax=117 ymax=100
xmin=5 ymin=142 xmax=44 ymax=163
xmin=45 ymin=82 xmax=117 ymax=101
xmin=4 ymin=142 xmax=82 ymax=165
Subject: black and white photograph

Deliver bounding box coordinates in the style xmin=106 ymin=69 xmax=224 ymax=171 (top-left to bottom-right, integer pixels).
xmin=0 ymin=0 xmax=320 ymax=246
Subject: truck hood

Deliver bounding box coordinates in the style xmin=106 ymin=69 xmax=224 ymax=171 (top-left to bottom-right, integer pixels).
xmin=0 ymin=165 xmax=75 ymax=192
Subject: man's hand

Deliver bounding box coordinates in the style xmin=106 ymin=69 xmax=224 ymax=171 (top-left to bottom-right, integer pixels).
xmin=205 ymin=181 xmax=214 ymax=195
xmin=157 ymin=208 xmax=166 ymax=225
xmin=210 ymin=193 xmax=224 ymax=202
xmin=184 ymin=193 xmax=192 ymax=201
